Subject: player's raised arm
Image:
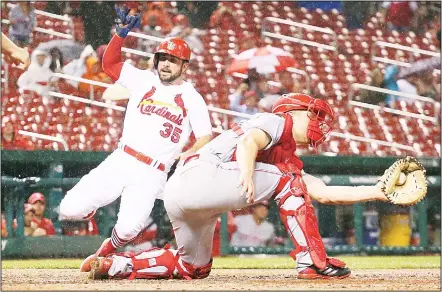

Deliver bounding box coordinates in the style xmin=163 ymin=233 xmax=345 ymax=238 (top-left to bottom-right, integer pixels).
xmin=102 ymin=34 xmax=125 ymax=81
xmin=102 ymin=6 xmax=141 ymax=82
xmin=236 ymin=128 xmax=271 ymax=203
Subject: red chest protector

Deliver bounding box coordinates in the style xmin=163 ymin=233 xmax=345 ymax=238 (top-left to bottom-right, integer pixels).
xmin=231 ymin=113 xmax=303 ymax=171
xmin=256 ymin=113 xmax=303 ymax=171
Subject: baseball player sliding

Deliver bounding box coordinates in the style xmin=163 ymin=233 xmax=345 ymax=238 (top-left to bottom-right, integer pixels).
xmin=87 ymin=93 xmax=427 ymax=281
xmin=58 ymin=7 xmax=212 ymax=272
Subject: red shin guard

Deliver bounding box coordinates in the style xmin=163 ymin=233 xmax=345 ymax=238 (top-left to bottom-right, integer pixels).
xmin=278 ymin=175 xmax=328 ymax=270
xmin=108 ymin=247 xmax=213 ymax=280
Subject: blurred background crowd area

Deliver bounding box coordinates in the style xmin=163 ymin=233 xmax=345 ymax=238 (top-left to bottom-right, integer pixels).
xmin=0 ymin=1 xmax=440 ymax=157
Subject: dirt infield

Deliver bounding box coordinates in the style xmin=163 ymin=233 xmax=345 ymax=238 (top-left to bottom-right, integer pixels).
xmin=2 ymin=268 xmax=440 ymax=291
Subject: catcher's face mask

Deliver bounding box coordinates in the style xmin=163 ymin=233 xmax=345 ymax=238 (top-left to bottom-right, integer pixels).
xmin=272 ymin=93 xmax=334 ymax=147
xmin=306 ymin=99 xmax=334 ymax=148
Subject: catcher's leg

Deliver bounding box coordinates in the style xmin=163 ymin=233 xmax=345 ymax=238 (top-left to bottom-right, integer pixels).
xmin=165 ymin=194 xmax=219 ymax=267
xmin=275 ymin=175 xmax=351 ymax=279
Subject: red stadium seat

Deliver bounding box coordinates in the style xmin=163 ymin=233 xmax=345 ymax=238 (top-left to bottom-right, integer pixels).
xmin=1 ymin=3 xmax=439 ymax=156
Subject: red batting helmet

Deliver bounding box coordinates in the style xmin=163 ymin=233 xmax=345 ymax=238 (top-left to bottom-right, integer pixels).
xmin=154 ymin=38 xmax=191 ymax=69
xmin=272 ymin=93 xmax=334 ymax=147
xmin=28 ymin=192 xmax=46 ymax=204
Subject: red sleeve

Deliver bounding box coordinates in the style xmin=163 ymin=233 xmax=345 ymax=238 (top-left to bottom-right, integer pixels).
xmin=102 ymin=35 xmax=125 ymax=82
xmin=45 ymin=225 xmax=56 ymax=235
xmin=40 ymin=218 xmax=56 ymax=235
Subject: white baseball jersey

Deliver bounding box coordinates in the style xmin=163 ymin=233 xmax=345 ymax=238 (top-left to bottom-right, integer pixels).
xmin=116 ymin=62 xmax=212 ymax=170
xmin=230 ymin=214 xmax=275 ymax=247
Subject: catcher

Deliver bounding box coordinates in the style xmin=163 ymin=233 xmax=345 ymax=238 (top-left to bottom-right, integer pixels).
xmin=87 ymin=94 xmax=427 ymax=280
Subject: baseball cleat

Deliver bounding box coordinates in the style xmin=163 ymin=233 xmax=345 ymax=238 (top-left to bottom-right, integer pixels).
xmin=297 ymin=258 xmax=351 ymax=280
xmin=89 ymin=257 xmax=113 ymax=280
xmin=80 ymin=238 xmax=111 ymax=272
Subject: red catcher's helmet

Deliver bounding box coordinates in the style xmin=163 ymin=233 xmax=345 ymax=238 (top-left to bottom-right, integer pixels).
xmin=272 ymin=93 xmax=334 ymax=147
xmin=154 ymin=38 xmax=191 ymax=69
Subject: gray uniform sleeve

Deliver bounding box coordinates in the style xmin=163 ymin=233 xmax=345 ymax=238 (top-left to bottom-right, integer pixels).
xmin=243 ymin=113 xmax=285 ymax=150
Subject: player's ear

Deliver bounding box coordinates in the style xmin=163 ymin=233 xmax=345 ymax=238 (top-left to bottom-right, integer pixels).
xmin=181 ymin=61 xmax=189 ymax=74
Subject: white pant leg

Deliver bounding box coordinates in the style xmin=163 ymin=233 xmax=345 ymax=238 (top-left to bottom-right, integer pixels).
xmin=59 ymin=151 xmax=127 ymax=219
xmin=113 ymin=167 xmax=167 ymax=241
xmin=174 ymin=216 xmax=218 ymax=267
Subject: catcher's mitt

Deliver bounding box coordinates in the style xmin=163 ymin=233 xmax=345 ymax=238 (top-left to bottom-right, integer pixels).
xmin=378 ymin=156 xmax=427 ymax=206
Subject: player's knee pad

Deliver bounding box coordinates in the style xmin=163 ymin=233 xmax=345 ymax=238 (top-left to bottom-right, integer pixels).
xmin=109 ymin=247 xmax=212 ymax=280
xmin=278 ymin=176 xmax=327 ymax=270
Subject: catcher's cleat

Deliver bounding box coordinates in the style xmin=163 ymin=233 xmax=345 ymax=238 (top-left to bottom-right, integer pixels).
xmin=297 ymin=258 xmax=351 ymax=280
xmin=80 ymin=238 xmax=112 ymax=272
xmin=89 ymin=257 xmax=113 ymax=280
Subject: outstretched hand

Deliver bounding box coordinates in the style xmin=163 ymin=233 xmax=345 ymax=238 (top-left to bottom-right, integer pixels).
xmin=115 ymin=5 xmax=131 ymax=25
xmin=114 ymin=5 xmax=141 ymax=38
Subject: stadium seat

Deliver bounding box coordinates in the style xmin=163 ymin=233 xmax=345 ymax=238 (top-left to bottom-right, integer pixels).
xmin=1 ymin=2 xmax=439 ymax=156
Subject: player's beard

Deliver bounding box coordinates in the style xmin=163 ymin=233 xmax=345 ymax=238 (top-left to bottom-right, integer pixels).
xmin=159 ymin=66 xmax=183 ymax=83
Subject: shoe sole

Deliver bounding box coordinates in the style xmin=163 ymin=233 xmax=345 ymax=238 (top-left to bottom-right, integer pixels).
xmin=88 ymin=259 xmax=102 ymax=280
xmin=298 ymin=272 xmax=351 ymax=280
xmin=80 ymin=238 xmax=111 ymax=272
xmin=80 ymin=254 xmax=96 ymax=272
